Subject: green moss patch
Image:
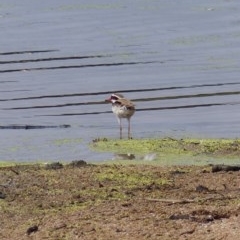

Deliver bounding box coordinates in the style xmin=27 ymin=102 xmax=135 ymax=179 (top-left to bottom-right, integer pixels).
xmin=91 ymin=138 xmax=240 ymax=164
xmin=96 ymin=165 xmax=170 ymax=188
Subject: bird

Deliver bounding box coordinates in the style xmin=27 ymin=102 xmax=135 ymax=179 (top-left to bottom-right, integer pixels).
xmin=105 ymin=93 xmax=135 ymax=139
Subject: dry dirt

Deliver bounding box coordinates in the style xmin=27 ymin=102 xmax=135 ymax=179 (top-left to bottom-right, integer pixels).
xmin=0 ymin=162 xmax=239 ymax=240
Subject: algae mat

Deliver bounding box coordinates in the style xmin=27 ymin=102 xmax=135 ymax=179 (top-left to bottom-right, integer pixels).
xmin=91 ymin=138 xmax=240 ymax=165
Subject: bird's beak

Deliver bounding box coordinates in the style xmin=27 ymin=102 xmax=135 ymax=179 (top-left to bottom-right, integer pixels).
xmin=105 ymin=98 xmax=111 ymax=103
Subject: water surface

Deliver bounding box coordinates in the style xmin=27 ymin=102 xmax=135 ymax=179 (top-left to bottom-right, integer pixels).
xmin=1 ymin=0 xmax=240 ymax=162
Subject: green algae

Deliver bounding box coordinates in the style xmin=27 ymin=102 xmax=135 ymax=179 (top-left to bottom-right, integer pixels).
xmin=91 ymin=138 xmax=240 ymax=165
xmin=0 ymin=162 xmax=16 ymax=167
xmin=96 ymin=165 xmax=170 ymax=187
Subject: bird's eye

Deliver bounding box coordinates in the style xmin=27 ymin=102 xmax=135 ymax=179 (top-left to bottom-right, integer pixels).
xmin=111 ymin=96 xmax=118 ymax=100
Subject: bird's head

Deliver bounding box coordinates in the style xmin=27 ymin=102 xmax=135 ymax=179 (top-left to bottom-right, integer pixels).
xmin=105 ymin=93 xmax=124 ymax=103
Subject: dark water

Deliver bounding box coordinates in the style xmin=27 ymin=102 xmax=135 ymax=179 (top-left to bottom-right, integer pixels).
xmin=1 ymin=0 xmax=240 ymax=162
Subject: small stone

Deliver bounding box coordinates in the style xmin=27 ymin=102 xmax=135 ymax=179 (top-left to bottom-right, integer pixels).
xmin=68 ymin=160 xmax=87 ymax=167
xmin=26 ymin=225 xmax=38 ymax=235
xmin=45 ymin=162 xmax=63 ymax=170
xmin=196 ymin=185 xmax=209 ymax=192
xmin=206 ymin=215 xmax=214 ymax=221
xmin=0 ymin=192 xmax=6 ymax=199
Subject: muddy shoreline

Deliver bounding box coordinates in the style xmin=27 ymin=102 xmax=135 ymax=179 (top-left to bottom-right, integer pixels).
xmin=0 ymin=162 xmax=239 ymax=240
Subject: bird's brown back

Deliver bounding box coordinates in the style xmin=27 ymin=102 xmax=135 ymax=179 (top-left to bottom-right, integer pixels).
xmin=115 ymin=98 xmax=135 ymax=110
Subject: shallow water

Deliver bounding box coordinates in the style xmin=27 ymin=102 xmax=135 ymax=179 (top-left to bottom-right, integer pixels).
xmin=1 ymin=0 xmax=240 ymax=162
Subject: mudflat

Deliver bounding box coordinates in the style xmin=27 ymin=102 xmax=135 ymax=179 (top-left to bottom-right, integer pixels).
xmin=0 ymin=162 xmax=239 ymax=240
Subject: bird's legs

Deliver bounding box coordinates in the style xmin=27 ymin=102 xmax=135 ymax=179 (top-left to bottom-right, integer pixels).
xmin=117 ymin=117 xmax=132 ymax=139
xmin=127 ymin=118 xmax=131 ymax=139
xmin=118 ymin=117 xmax=123 ymax=139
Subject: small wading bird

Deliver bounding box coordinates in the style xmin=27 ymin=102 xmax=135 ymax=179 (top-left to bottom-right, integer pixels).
xmin=105 ymin=93 xmax=135 ymax=139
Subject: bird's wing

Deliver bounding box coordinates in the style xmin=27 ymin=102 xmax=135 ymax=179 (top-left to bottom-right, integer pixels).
xmin=116 ymin=98 xmax=135 ymax=109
